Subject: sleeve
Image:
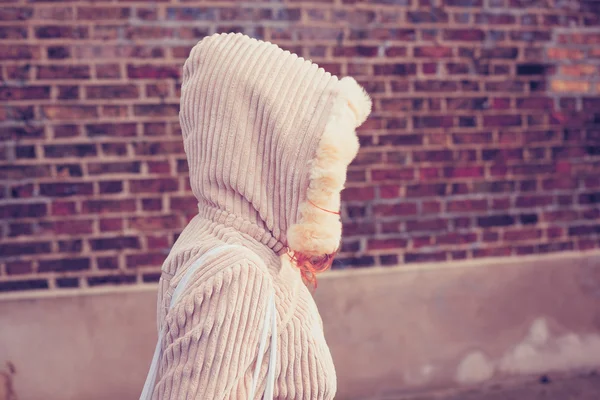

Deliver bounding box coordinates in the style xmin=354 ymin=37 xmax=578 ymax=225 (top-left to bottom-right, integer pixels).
xmin=153 ymin=260 xmax=272 ymax=400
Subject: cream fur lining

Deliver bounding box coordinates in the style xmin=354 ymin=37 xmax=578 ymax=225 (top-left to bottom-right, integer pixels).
xmin=287 ymin=77 xmax=372 ymax=256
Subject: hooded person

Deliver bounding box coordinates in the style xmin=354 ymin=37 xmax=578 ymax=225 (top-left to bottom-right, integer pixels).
xmin=144 ymin=33 xmax=371 ymax=399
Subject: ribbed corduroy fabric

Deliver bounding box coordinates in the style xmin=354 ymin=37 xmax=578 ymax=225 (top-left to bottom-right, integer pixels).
xmin=151 ymin=33 xmax=370 ymax=399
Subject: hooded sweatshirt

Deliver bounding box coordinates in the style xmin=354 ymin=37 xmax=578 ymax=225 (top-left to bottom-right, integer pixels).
xmin=152 ymin=33 xmax=372 ymax=399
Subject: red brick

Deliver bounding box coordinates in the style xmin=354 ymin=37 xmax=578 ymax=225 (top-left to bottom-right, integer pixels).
xmin=0 ymin=242 xmax=52 ymax=256
xmin=51 ymin=201 xmax=75 ymax=216
xmin=85 ymin=123 xmax=137 ymax=138
xmin=130 ymin=178 xmax=178 ymax=194
xmin=142 ymin=123 xmax=167 ymax=137
xmin=0 ymin=45 xmax=40 ymax=60
xmin=0 ymin=7 xmax=33 ymax=21
xmin=0 ymin=165 xmax=50 ymax=180
xmin=128 ymin=215 xmax=179 ymax=231
xmin=485 ymin=81 xmax=525 ymax=92
xmin=373 ymin=202 xmax=418 ymax=217
xmin=368 ymin=238 xmax=408 ymax=250
xmin=411 ymin=236 xmax=433 ymax=249
xmin=126 ymin=253 xmax=165 ymax=268
xmin=422 ymin=63 xmax=437 ymax=74
xmin=57 ymin=86 xmax=79 ymax=100
xmin=35 ymin=26 xmax=88 ymax=39
xmin=77 ymin=6 xmax=130 ymax=20
xmin=6 ymin=261 xmax=33 ymax=275
xmin=127 ymin=64 xmax=180 ymax=79
xmin=33 ymin=6 xmax=73 ymax=20
xmin=514 ymin=195 xmax=553 ymax=208
xmin=447 ymin=199 xmax=488 ymax=213
xmin=58 ymin=239 xmax=83 ymax=253
xmin=56 ymin=278 xmax=79 ymax=288
xmin=82 ymin=199 xmax=136 ymax=214
xmin=56 ymin=164 xmax=83 ymax=180
xmin=100 ymin=218 xmax=123 ymax=232
xmin=407 ymin=218 xmax=448 ymax=232
xmin=478 ymin=215 xmax=515 ymax=227
xmin=10 ymin=183 xmax=34 ymax=198
xmin=444 ymin=0 xmax=483 ymax=4
xmin=381 ymin=222 xmax=401 ymax=234
xmin=444 ymin=166 xmax=484 ymax=179
xmin=8 ymin=222 xmax=33 ymax=237
xmin=373 ymin=63 xmax=417 ymax=76
xmin=0 ymin=280 xmax=48 ymax=292
xmin=146 ymin=160 xmax=170 ymax=174
xmin=503 ymin=228 xmax=543 ymax=242
xmin=43 ymin=106 xmax=98 ymax=120
xmin=444 ymin=29 xmax=485 ymax=41
xmin=406 ymin=183 xmax=446 ymax=197
xmin=492 ymin=198 xmax=511 ymax=210
xmin=436 ymin=232 xmax=477 ymax=245
xmin=419 ymin=167 xmax=440 ymax=181
xmin=342 ymin=187 xmax=376 ymax=201
xmin=39 ymin=219 xmax=93 ymax=235
xmin=39 ymin=182 xmax=93 ymax=197
xmin=483 ymin=231 xmax=499 ymax=242
xmin=407 ymin=10 xmax=448 ymax=23
xmin=415 ymin=80 xmax=458 ymax=92
xmin=0 ymin=126 xmax=45 ymax=140
xmin=404 ymin=252 xmax=447 ymax=263
xmin=0 ymin=86 xmax=50 ymax=102
xmin=543 ymin=178 xmax=578 ymax=191
xmin=100 ymin=106 xmax=128 ymax=118
xmin=86 ymin=85 xmax=139 ymax=99
xmin=414 ymin=46 xmax=453 ymax=58
xmin=413 ymin=116 xmax=454 ymax=128
xmin=96 ymin=64 xmax=121 ymax=79
xmin=516 ymin=97 xmax=554 ymax=110
xmin=511 ymin=30 xmax=551 ymax=41
xmin=352 ymin=152 xmax=383 ymax=166
xmin=134 ymin=141 xmax=184 ymax=155
xmin=98 ymin=256 xmax=119 ymax=270
xmin=372 ymin=168 xmax=414 ymax=181
xmin=475 ymin=13 xmax=516 ymax=24
xmin=483 ymin=115 xmax=522 ymax=127
xmin=44 ymin=143 xmax=97 ymax=158
xmin=134 ymin=104 xmax=179 ymax=117
xmin=473 ymin=247 xmax=512 ymax=258
xmin=88 ymin=275 xmax=136 ymax=287
xmin=90 ymin=236 xmax=140 ymax=251
xmin=53 ymin=125 xmax=79 ymax=138
xmin=146 ymin=235 xmax=170 ymax=249
xmin=88 ymin=161 xmax=141 ymax=175
xmin=143 ymin=198 xmax=163 ymax=211
xmin=146 ymin=83 xmax=171 ymax=98
xmin=343 ymin=223 xmax=376 ymax=237
xmin=102 ymin=143 xmax=128 ymax=157
xmin=16 ymin=145 xmax=36 ymax=159
xmin=55 ymin=163 xmax=84 ymax=178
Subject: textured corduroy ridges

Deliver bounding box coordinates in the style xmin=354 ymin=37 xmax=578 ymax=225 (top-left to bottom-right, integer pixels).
xmin=151 ymin=33 xmax=370 ymax=399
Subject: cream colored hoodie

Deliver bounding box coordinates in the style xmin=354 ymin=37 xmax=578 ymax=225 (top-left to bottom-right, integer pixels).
xmin=152 ymin=33 xmax=371 ymax=399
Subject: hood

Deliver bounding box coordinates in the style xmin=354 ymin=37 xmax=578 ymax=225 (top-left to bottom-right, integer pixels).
xmin=180 ymin=33 xmax=371 ymax=259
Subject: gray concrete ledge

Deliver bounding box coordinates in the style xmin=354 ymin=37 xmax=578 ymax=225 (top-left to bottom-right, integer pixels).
xmin=1 ymin=251 xmax=600 ymax=400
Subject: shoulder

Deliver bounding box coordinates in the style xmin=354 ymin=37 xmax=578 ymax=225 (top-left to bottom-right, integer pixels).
xmin=173 ymin=244 xmax=271 ymax=299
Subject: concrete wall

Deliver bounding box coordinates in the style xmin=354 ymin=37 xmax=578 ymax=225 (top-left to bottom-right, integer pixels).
xmin=1 ymin=251 xmax=600 ymax=400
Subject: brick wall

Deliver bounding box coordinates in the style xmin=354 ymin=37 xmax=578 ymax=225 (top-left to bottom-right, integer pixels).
xmin=1 ymin=0 xmax=600 ymax=293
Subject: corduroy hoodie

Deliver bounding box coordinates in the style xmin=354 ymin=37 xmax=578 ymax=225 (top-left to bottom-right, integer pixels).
xmin=152 ymin=33 xmax=371 ymax=399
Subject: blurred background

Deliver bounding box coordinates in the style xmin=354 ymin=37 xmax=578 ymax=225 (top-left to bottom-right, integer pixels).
xmin=1 ymin=0 xmax=600 ymax=399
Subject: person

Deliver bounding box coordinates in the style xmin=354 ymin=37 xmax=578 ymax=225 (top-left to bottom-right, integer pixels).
xmin=142 ymin=32 xmax=371 ymax=399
